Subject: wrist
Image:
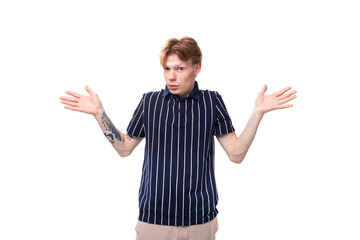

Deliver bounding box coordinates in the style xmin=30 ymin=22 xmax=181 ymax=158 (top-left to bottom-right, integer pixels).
xmin=252 ymin=108 xmax=265 ymax=119
xmin=93 ymin=107 xmax=105 ymax=119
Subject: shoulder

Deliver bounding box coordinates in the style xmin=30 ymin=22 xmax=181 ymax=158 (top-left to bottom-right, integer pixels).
xmin=199 ymin=89 xmax=222 ymax=102
xmin=140 ymin=90 xmax=164 ymax=104
xmin=200 ymin=90 xmax=230 ymax=113
xmin=142 ymin=90 xmax=163 ymax=98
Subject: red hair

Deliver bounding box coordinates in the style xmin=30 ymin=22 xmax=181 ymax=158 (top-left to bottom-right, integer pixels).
xmin=159 ymin=37 xmax=202 ymax=67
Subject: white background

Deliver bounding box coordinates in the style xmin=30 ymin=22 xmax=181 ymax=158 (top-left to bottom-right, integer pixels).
xmin=1 ymin=0 xmax=359 ymax=239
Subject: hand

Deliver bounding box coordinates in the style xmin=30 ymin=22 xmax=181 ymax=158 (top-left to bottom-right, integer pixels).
xmin=59 ymin=85 xmax=103 ymax=116
xmin=254 ymin=85 xmax=297 ymax=115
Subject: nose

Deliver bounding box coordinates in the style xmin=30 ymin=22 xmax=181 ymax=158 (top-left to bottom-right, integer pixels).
xmin=168 ymin=70 xmax=176 ymax=81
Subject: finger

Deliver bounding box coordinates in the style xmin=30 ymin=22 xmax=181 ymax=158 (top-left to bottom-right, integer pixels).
xmin=63 ymin=105 xmax=81 ymax=112
xmin=59 ymin=96 xmax=78 ymax=103
xmin=279 ymin=95 xmax=297 ymax=105
xmin=277 ymin=104 xmax=293 ymax=109
xmin=278 ymin=90 xmax=297 ymax=100
xmin=60 ymin=100 xmax=79 ymax=107
xmin=275 ymin=86 xmax=292 ymax=97
xmin=65 ymin=91 xmax=82 ymax=98
xmin=259 ymin=84 xmax=267 ymax=95
xmin=85 ymin=85 xmax=96 ymax=96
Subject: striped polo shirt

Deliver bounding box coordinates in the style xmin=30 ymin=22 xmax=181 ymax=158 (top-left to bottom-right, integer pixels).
xmin=126 ymin=81 xmax=235 ymax=226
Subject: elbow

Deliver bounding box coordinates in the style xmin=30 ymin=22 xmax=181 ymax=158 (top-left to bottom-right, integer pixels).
xmin=230 ymin=157 xmax=244 ymax=164
xmin=118 ymin=150 xmax=132 ymax=158
xmin=229 ymin=153 xmax=246 ymax=164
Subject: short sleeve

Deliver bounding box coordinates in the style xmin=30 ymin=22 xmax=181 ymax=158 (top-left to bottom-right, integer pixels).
xmin=214 ymin=92 xmax=235 ymax=136
xmin=126 ymin=94 xmax=145 ymax=138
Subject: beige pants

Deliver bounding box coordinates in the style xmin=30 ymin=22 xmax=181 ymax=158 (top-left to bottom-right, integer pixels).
xmin=135 ymin=217 xmax=218 ymax=240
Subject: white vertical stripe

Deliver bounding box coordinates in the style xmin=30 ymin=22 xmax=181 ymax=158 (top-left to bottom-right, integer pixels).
xmin=189 ymin=99 xmax=194 ymax=225
xmin=195 ymin=100 xmax=201 ymax=224
xmin=147 ymin=92 xmax=160 ymax=222
xmin=130 ymin=110 xmax=143 ymax=136
xmin=138 ymin=124 xmax=145 ymax=136
xmin=208 ymin=91 xmax=214 ymax=135
xmin=138 ymin=154 xmax=146 ymax=214
xmin=212 ymin=95 xmax=221 ymax=206
xmin=167 ymin=98 xmax=175 ymax=225
xmin=175 ymin=101 xmax=181 ymax=226
xmin=205 ymin=136 xmax=217 ymax=217
xmin=215 ymin=92 xmax=231 ymax=134
xmin=199 ymin=96 xmax=205 ymax=223
xmin=161 ymin=100 xmax=170 ymax=225
xmin=216 ymin=105 xmax=228 ymax=134
xmin=127 ymin=96 xmax=144 ymax=132
xmin=215 ymin=92 xmax=228 ymax=114
xmin=202 ymin=93 xmax=211 ymax=222
xmin=208 ymin=92 xmax=217 ymax=213
xmin=182 ymin=100 xmax=187 ymax=226
xmin=141 ymin=92 xmax=155 ymax=221
xmin=154 ymin=97 xmax=165 ymax=224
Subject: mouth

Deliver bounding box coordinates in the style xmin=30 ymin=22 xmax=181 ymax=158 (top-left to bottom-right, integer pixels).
xmin=169 ymin=85 xmax=178 ymax=90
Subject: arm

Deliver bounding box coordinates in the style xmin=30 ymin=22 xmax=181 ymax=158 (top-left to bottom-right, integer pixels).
xmin=93 ymin=109 xmax=143 ymax=157
xmin=217 ymin=85 xmax=297 ymax=164
xmin=60 ymin=85 xmax=143 ymax=157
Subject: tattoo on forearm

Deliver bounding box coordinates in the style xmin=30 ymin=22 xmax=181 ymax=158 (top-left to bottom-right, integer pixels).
xmin=101 ymin=112 xmax=133 ymax=145
xmin=127 ymin=133 xmax=134 ymax=141
xmin=104 ymin=133 xmax=115 ymax=144
xmin=101 ymin=112 xmax=122 ymax=143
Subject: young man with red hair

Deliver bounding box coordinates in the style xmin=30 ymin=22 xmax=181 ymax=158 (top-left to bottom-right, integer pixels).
xmin=60 ymin=37 xmax=297 ymax=240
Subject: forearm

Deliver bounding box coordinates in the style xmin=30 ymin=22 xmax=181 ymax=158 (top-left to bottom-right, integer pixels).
xmin=93 ymin=108 xmax=133 ymax=157
xmin=230 ymin=110 xmax=264 ymax=163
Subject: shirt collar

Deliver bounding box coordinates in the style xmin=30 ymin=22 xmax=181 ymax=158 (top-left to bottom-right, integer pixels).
xmin=162 ymin=81 xmax=201 ymax=100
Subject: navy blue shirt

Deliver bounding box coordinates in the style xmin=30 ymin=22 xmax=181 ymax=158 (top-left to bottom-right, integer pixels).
xmin=127 ymin=81 xmax=235 ymax=226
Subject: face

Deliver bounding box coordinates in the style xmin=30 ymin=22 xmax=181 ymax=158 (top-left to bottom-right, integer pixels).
xmin=163 ymin=54 xmax=201 ymax=98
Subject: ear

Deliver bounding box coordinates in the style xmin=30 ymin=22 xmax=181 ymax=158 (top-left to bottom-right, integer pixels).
xmin=194 ymin=62 xmax=202 ymax=75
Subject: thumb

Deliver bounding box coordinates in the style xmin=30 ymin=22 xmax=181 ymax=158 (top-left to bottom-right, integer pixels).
xmin=259 ymin=84 xmax=267 ymax=95
xmin=85 ymin=85 xmax=96 ymax=96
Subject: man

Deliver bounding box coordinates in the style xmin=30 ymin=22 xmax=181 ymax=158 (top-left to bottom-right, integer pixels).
xmin=59 ymin=37 xmax=297 ymax=240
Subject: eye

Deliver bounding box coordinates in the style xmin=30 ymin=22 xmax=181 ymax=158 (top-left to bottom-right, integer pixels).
xmin=178 ymin=67 xmax=184 ymax=71
xmin=164 ymin=67 xmax=170 ymax=71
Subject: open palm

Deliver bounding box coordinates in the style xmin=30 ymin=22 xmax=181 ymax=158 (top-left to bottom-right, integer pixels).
xmin=255 ymin=85 xmax=297 ymax=114
xmin=59 ymin=85 xmax=102 ymax=115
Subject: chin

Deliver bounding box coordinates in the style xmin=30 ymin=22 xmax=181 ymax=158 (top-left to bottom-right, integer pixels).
xmin=170 ymin=90 xmax=183 ymax=97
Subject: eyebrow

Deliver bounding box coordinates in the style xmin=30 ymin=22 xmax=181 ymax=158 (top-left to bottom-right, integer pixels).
xmin=163 ymin=64 xmax=186 ymax=68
